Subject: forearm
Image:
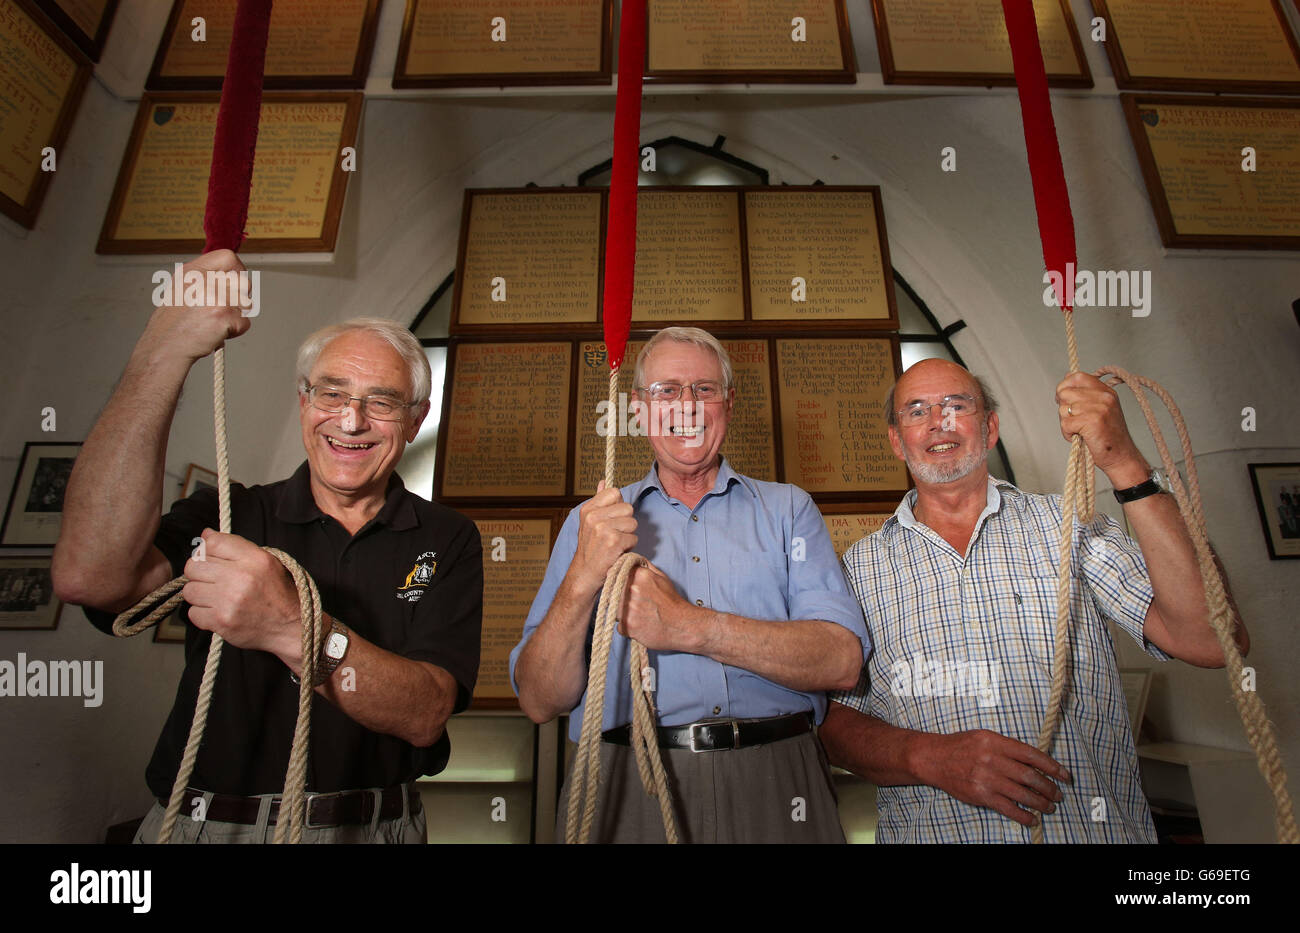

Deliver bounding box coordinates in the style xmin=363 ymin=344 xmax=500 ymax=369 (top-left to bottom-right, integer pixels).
xmin=293 ymin=614 xmax=458 ymax=747
xmin=694 ymin=610 xmax=862 ymax=692
xmin=819 ymin=702 xmax=932 ymax=786
xmin=1119 ymin=466 xmax=1244 ymax=658
xmin=53 ymin=344 xmax=193 ymax=602
xmin=514 ymin=574 xmax=599 ymax=723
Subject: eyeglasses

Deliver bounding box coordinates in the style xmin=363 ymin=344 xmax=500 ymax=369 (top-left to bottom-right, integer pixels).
xmin=897 ymin=394 xmax=980 ymax=427
xmin=305 ymin=385 xmax=413 ymax=422
xmin=637 ymin=381 xmax=727 ymax=403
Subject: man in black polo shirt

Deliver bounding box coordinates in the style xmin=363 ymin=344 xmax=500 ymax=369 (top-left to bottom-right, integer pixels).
xmin=53 ymin=250 xmax=482 ymax=843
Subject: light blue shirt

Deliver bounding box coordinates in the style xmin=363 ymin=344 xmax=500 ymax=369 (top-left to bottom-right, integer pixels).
xmin=510 ymin=458 xmax=870 ymax=743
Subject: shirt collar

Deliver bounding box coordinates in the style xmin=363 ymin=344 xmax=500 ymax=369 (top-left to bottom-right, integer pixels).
xmin=276 ymin=460 xmax=419 ymax=531
xmin=628 ymin=456 xmax=751 ymax=506
xmin=887 ymin=474 xmax=1021 ymax=532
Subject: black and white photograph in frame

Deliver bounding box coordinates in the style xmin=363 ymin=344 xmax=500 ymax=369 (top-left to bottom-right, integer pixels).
xmin=0 ymin=442 xmax=82 ymax=547
xmin=0 ymin=557 xmax=62 ymax=630
xmin=1248 ymin=462 xmax=1300 ymax=559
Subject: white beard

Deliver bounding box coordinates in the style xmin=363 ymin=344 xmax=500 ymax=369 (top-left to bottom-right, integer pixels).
xmin=906 ymin=421 xmax=990 ymax=485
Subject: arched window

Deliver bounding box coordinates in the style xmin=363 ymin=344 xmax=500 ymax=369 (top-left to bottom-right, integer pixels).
xmin=406 ymin=137 xmax=1015 ymax=493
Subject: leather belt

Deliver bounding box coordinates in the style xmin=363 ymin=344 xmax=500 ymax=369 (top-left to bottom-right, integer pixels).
xmin=602 ymin=711 xmax=813 ymax=752
xmin=173 ymin=785 xmax=422 ymax=828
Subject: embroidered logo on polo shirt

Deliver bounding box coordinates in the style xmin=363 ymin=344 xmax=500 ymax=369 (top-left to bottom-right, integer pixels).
xmin=397 ymin=551 xmax=437 ymax=602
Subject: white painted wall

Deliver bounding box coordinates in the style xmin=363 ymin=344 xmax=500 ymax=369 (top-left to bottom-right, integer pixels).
xmin=1 ymin=2 xmax=1296 ymax=842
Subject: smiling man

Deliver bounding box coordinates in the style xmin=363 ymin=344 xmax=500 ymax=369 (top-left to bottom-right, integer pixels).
xmin=53 ymin=250 xmax=482 ymax=844
xmin=511 ymin=326 xmax=868 ymax=843
xmin=818 ymin=358 xmax=1248 ymax=843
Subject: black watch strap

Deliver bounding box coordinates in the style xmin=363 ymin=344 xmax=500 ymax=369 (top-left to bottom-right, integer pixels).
xmin=1114 ymin=472 xmax=1163 ymax=504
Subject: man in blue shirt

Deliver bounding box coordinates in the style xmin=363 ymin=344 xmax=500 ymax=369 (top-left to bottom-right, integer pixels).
xmin=511 ymin=327 xmax=868 ymax=843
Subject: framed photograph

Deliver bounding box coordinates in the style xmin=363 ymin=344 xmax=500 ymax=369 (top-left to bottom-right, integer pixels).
xmin=32 ymin=0 xmax=118 ymax=61
xmin=153 ymin=606 xmax=187 ymax=644
xmin=1119 ymin=668 xmax=1152 ymax=739
xmin=1248 ymin=462 xmax=1300 ymax=559
xmin=181 ymin=464 xmax=218 ymax=499
xmin=0 ymin=557 xmax=62 ymax=630
xmin=1 ymin=442 xmax=81 ymax=547
xmin=0 ymin=0 xmax=92 ymax=229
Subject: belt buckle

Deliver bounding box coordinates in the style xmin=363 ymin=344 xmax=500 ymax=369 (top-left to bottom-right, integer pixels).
xmin=689 ymin=719 xmax=740 ymax=752
xmin=302 ymin=791 xmax=326 ymax=829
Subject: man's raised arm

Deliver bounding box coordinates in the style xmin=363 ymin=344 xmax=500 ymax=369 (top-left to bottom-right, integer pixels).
xmin=52 ymin=250 xmax=251 ymax=611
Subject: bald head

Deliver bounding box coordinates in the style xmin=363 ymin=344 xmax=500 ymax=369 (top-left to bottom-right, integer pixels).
xmin=885 ymin=359 xmax=997 ymax=427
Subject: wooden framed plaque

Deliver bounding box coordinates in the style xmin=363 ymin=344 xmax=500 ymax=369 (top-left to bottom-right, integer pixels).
xmin=1093 ymin=0 xmax=1300 ymax=94
xmin=872 ymin=0 xmax=1091 ymax=88
xmin=774 ymin=337 xmax=907 ymax=497
xmin=97 ymin=91 xmax=362 ymax=254
xmin=466 ymin=509 xmax=564 ymax=707
xmin=572 ymin=339 xmax=654 ymax=496
xmin=394 ymin=0 xmax=612 ymax=88
xmin=570 ymin=335 xmax=777 ymax=497
xmin=745 ymin=188 xmax=898 ymax=326
xmin=0 ymin=557 xmax=62 ymax=631
xmin=1 ymin=441 xmax=81 ymax=547
xmin=147 ymin=0 xmax=382 ymax=90
xmin=819 ymin=502 xmax=895 ymax=558
xmin=436 ymin=341 xmax=573 ymax=501
xmin=646 ymin=0 xmax=856 ymax=83
xmin=632 ymin=188 xmax=745 ymax=323
xmin=1121 ymin=95 xmax=1300 ymax=249
xmin=33 ymin=0 xmax=116 ymax=61
xmin=452 ymin=189 xmax=604 ymax=331
xmin=0 ymin=0 xmax=91 ymax=229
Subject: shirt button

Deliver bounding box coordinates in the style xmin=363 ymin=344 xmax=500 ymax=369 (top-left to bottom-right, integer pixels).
xmin=695 ymin=599 xmax=704 ymax=606
xmin=691 ymin=515 xmax=699 ymax=522
xmin=692 ymin=555 xmax=700 ymax=562
xmin=713 ymin=706 xmax=721 ymax=715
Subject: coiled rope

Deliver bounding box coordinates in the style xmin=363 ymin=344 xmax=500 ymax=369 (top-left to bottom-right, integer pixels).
xmin=111 ymin=353 xmax=323 ymax=844
xmin=1002 ymin=0 xmax=1296 ymax=843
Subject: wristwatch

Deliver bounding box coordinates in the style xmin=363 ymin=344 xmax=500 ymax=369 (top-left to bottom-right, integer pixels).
xmin=1114 ymin=468 xmax=1171 ymax=505
xmin=314 ymin=619 xmax=350 ymax=687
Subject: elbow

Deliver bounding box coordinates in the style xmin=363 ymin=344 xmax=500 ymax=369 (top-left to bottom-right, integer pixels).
xmin=830 ymin=634 xmax=865 ymax=692
xmin=516 ymin=684 xmax=559 ymax=725
xmin=51 ymin=551 xmax=93 ymax=607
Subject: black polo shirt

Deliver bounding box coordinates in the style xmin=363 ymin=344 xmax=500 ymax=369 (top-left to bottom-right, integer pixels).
xmin=84 ymin=461 xmax=482 ymax=799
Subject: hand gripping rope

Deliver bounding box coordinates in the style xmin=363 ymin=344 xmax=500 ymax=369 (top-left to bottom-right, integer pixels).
xmin=564 ymin=0 xmax=680 ymax=845
xmin=110 ymin=0 xmax=327 ymax=845
xmin=1001 ymin=0 xmax=1296 ymax=844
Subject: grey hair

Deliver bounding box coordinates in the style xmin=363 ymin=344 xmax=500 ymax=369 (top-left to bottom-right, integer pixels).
xmin=884 ymin=371 xmax=998 ymax=427
xmin=634 ymin=326 xmax=734 ymax=392
xmin=296 ymin=318 xmax=431 ymax=406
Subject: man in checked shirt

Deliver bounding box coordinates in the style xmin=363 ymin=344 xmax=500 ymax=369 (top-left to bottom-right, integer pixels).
xmin=819 ymin=359 xmax=1248 ymax=843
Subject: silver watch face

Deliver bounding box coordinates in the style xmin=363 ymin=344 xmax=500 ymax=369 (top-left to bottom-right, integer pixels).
xmin=1152 ymin=469 xmax=1171 ymax=493
xmin=326 ymin=631 xmax=348 ymax=660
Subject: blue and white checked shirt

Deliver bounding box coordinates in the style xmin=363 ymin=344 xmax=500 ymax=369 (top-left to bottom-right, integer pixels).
xmin=511 ymin=458 xmax=869 ymax=743
xmin=830 ymin=477 xmax=1168 ymax=843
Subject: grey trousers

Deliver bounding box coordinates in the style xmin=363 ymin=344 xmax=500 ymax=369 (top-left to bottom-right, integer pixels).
xmin=556 ymin=731 xmax=846 ymax=843
xmin=132 ymin=787 xmax=427 ymax=844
